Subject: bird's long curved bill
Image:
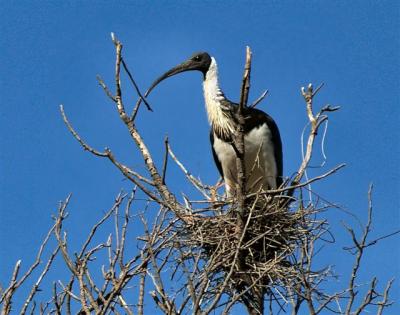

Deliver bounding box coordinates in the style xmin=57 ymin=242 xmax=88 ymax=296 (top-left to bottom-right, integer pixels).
xmin=145 ymin=61 xmax=192 ymax=97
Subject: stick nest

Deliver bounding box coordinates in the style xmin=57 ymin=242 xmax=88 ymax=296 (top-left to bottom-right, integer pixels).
xmin=175 ymin=194 xmax=320 ymax=292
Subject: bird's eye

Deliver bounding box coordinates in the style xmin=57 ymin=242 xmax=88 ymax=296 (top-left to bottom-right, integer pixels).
xmin=193 ymin=55 xmax=201 ymax=61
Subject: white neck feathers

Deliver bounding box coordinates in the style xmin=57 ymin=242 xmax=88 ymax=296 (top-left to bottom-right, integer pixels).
xmin=202 ymin=57 xmax=235 ymax=136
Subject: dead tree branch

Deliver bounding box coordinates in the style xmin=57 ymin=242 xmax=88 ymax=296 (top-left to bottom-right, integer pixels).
xmin=2 ymin=35 xmax=396 ymax=315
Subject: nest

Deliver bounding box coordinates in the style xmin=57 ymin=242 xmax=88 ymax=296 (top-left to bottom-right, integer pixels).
xmin=175 ymin=193 xmax=319 ymax=296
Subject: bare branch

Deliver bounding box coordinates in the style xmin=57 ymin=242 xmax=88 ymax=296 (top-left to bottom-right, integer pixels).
xmin=161 ymin=136 xmax=169 ymax=185
xmin=20 ymin=245 xmax=60 ymax=314
xmin=120 ymin=57 xmax=153 ymax=113
xmin=250 ymin=89 xmax=269 ymax=108
xmin=344 ymin=185 xmax=374 ymax=314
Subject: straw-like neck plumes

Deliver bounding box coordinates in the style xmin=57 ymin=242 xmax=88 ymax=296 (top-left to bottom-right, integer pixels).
xmin=202 ymin=57 xmax=235 ymax=139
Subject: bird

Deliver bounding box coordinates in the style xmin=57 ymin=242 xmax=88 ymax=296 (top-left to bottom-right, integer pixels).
xmin=146 ymin=52 xmax=283 ymax=196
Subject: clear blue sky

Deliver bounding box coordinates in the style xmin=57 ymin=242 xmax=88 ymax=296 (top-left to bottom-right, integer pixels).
xmin=1 ymin=1 xmax=399 ymax=313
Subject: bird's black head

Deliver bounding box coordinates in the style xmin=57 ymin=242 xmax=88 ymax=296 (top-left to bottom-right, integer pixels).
xmin=145 ymin=52 xmax=212 ymax=97
xmin=187 ymin=52 xmax=212 ymax=75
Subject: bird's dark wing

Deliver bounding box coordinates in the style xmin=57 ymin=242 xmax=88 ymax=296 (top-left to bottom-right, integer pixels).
xmin=211 ymin=100 xmax=283 ymax=187
xmin=243 ymin=107 xmax=283 ymax=187
xmin=209 ymin=130 xmax=224 ymax=178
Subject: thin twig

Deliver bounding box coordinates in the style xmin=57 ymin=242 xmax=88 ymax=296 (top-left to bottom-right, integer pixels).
xmin=120 ymin=57 xmax=153 ymax=113
xmin=250 ymin=89 xmax=269 ymax=108
xmin=161 ymin=136 xmax=169 ymax=185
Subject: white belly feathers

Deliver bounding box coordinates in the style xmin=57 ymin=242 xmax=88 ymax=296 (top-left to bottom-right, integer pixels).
xmin=212 ymin=124 xmax=278 ymax=195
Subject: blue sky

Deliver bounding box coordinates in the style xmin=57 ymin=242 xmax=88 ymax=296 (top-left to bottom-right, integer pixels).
xmin=0 ymin=1 xmax=399 ymax=313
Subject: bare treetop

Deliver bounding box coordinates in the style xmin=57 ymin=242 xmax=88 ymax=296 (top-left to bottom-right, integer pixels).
xmin=0 ymin=35 xmax=397 ymax=315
